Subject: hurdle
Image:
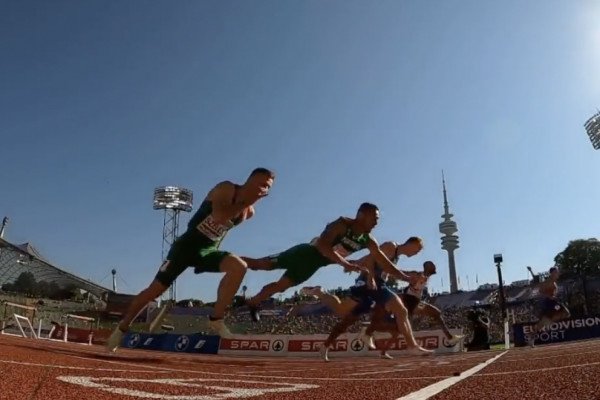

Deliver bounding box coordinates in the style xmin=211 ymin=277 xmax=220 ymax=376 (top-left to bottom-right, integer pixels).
xmin=47 ymin=314 xmax=95 ymax=345
xmin=0 ymin=301 xmax=38 ymax=339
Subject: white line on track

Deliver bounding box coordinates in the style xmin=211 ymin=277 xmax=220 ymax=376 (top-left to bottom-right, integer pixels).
xmin=478 ymin=360 xmax=600 ymax=376
xmin=65 ymin=354 xmax=445 ymax=381
xmin=0 ymin=359 xmax=168 ymax=373
xmin=395 ymin=351 xmax=507 ymax=400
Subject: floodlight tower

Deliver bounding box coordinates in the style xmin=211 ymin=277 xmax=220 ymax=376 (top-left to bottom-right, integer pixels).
xmin=153 ymin=186 xmax=193 ymax=301
xmin=584 ymin=111 xmax=600 ymax=150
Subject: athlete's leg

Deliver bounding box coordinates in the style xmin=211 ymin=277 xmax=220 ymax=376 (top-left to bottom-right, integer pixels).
xmin=365 ymin=304 xmax=390 ymax=336
xmin=385 ymin=293 xmax=431 ymax=353
xmin=302 ymin=286 xmax=358 ymax=317
xmin=415 ymin=303 xmax=454 ymax=340
xmin=107 ymin=257 xmax=183 ymax=352
xmin=118 ymin=279 xmax=168 ymax=332
xmin=214 ymin=255 xmax=248 ymax=319
xmin=247 ymin=275 xmax=295 ymax=308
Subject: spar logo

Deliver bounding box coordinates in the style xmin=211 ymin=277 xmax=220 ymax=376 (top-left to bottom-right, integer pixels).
xmin=372 ymin=336 xmax=439 ymax=351
xmin=220 ymin=339 xmax=271 ymax=351
xmin=350 ymin=338 xmax=364 ymax=352
xmin=127 ymin=333 xmax=141 ymax=348
xmin=175 ymin=335 xmax=190 ymax=351
xmin=288 ymin=339 xmax=347 ymax=352
xmin=272 ymin=339 xmax=284 ymax=352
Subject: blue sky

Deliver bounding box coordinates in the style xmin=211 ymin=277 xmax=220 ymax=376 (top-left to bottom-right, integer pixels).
xmin=1 ymin=0 xmax=599 ymax=301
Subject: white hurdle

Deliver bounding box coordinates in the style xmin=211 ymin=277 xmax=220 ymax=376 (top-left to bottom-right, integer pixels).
xmin=62 ymin=314 xmax=95 ymax=345
xmin=0 ymin=301 xmax=38 ymax=339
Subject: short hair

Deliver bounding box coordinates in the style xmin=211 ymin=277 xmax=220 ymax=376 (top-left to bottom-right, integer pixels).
xmin=358 ymin=202 xmax=378 ymax=214
xmin=549 ymin=267 xmax=558 ymax=274
xmin=249 ymin=168 xmax=275 ymax=179
xmin=404 ymin=236 xmax=423 ymax=247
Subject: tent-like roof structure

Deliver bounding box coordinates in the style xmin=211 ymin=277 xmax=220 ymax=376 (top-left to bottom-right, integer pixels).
xmin=0 ymin=237 xmax=112 ymax=298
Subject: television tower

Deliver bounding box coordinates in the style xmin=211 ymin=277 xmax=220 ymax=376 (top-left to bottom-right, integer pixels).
xmin=439 ymin=172 xmax=459 ymax=293
xmin=153 ymin=186 xmax=193 ymax=301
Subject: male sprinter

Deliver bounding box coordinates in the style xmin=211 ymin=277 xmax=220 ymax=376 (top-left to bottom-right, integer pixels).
xmin=304 ymin=238 xmax=433 ymax=360
xmin=244 ymin=203 xmax=398 ymax=322
xmin=528 ymin=267 xmax=570 ymax=347
xmin=360 ymin=261 xmax=464 ymax=359
xmin=106 ymin=168 xmax=275 ymax=352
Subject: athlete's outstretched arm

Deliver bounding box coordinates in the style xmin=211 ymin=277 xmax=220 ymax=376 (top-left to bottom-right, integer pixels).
xmin=314 ymin=218 xmax=362 ymax=272
xmin=366 ymin=238 xmax=411 ymax=282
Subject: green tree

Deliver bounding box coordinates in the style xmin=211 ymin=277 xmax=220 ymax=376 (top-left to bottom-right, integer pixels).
xmin=554 ymin=238 xmax=600 ymax=278
xmin=12 ymin=272 xmax=37 ymax=295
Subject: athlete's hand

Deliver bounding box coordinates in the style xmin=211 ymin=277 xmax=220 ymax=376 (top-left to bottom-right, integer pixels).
xmin=343 ymin=262 xmax=364 ymax=274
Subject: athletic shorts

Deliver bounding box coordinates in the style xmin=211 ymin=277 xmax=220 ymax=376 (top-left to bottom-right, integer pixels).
xmin=399 ymin=293 xmax=421 ymax=315
xmin=270 ymin=243 xmax=330 ymax=285
xmin=375 ymin=285 xmax=397 ymax=306
xmin=154 ymin=234 xmax=230 ymax=286
xmin=539 ymin=297 xmax=568 ymax=318
xmin=349 ymin=285 xmax=378 ymax=315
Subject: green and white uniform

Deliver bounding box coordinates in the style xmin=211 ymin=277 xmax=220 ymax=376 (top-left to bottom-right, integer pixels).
xmin=155 ymin=188 xmax=242 ymax=286
xmin=271 ymin=217 xmax=370 ymax=285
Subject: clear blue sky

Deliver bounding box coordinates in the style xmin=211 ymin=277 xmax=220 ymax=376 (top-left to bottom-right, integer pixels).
xmin=1 ymin=0 xmax=599 ymax=301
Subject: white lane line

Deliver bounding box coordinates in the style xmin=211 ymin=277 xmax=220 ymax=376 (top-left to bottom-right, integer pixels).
xmin=478 ymin=360 xmax=600 ymax=376
xmin=395 ymin=351 xmax=507 ymax=400
xmin=0 ymin=359 xmax=167 ymax=373
xmin=66 ymin=354 xmax=444 ymax=381
xmin=350 ymin=368 xmax=413 ymax=376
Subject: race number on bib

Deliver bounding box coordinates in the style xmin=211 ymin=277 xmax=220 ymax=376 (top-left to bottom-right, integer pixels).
xmin=196 ymin=215 xmax=231 ymax=241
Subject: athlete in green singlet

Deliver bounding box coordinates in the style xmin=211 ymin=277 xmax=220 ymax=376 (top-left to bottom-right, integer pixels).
xmin=106 ymin=168 xmax=275 ymax=352
xmin=243 ymin=203 xmax=399 ymax=322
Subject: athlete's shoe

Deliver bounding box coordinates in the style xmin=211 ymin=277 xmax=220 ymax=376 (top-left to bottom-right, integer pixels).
xmin=320 ymin=344 xmax=330 ymax=362
xmin=359 ymin=326 xmax=376 ymax=350
xmin=447 ymin=334 xmax=466 ymax=346
xmin=106 ymin=328 xmax=124 ymax=353
xmin=209 ymin=318 xmax=233 ymax=338
xmin=380 ymin=352 xmax=394 ymax=360
xmin=300 ymin=286 xmax=322 ymax=297
xmin=405 ymin=346 xmax=434 ymax=356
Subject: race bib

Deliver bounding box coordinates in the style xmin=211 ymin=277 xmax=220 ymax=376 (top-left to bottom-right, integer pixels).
xmin=196 ymin=215 xmax=231 ymax=241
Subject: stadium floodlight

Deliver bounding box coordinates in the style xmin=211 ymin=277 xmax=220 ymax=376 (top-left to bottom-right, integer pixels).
xmin=584 ymin=111 xmax=600 ymax=150
xmin=153 ymin=186 xmax=193 ymax=301
xmin=153 ymin=186 xmax=193 ymax=212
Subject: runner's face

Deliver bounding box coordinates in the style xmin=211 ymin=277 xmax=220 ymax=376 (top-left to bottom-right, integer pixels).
xmin=405 ymin=242 xmax=423 ymax=257
xmin=424 ymin=263 xmax=436 ymax=276
xmin=247 ymin=174 xmax=274 ymax=201
xmin=362 ymin=209 xmax=379 ymax=232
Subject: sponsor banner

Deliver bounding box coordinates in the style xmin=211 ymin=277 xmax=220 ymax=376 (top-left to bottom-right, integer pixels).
xmin=218 ymin=329 xmax=463 ymax=357
xmin=513 ymin=315 xmax=600 ymax=347
xmin=121 ymin=332 xmax=219 ymax=354
xmin=288 ymin=336 xmax=348 ymax=353
xmin=122 ymin=332 xmax=164 ymax=350
xmin=219 ymin=336 xmax=286 ymax=356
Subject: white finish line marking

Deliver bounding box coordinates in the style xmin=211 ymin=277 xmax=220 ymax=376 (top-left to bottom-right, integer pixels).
xmin=396 ymin=351 xmax=507 ymax=400
xmin=57 ymin=376 xmax=318 ymax=399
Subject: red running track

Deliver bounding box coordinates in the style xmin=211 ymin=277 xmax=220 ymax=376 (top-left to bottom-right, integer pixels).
xmin=0 ymin=335 xmax=599 ymax=399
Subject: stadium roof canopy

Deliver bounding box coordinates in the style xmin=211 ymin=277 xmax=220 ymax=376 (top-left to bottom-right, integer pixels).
xmin=0 ymin=237 xmax=113 ymax=298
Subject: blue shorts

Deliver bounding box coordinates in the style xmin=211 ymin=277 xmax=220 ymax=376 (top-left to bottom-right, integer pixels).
xmin=349 ymin=285 xmax=377 ymax=315
xmin=375 ymin=285 xmax=396 ymax=305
